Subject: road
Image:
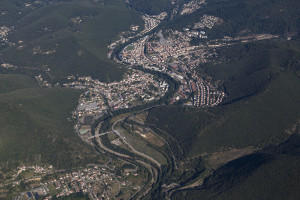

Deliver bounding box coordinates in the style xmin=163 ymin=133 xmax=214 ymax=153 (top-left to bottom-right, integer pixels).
xmin=84 ymin=18 xmax=179 ymax=199
xmin=94 ymin=123 xmax=131 ymax=159
xmin=112 ymin=118 xmax=162 ymax=168
xmin=88 ymin=131 xmax=109 ymax=139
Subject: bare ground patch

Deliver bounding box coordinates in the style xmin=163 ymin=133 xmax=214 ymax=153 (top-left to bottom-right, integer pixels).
xmin=205 ymin=147 xmax=257 ymax=169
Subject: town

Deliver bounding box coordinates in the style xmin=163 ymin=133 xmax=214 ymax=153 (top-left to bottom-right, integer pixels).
xmin=120 ymin=15 xmax=227 ymax=107
xmin=63 ymin=70 xmax=168 ymax=138
xmin=1 ymin=4 xmax=283 ymax=199
xmin=119 ymin=13 xmax=280 ymax=107
xmin=11 ymin=163 xmax=145 ymax=200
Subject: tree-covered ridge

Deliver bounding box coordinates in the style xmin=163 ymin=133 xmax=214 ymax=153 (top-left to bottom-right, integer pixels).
xmin=166 ymin=0 xmax=300 ymax=38
xmin=0 ymin=0 xmax=144 ymax=83
xmin=172 ymin=135 xmax=300 ymax=200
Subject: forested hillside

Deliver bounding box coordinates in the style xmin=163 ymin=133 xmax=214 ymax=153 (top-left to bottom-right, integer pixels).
xmin=0 ymin=0 xmax=143 ymax=82
xmin=166 ymin=0 xmax=300 ymax=38
xmin=0 ymin=75 xmax=101 ymax=172
xmin=172 ymin=135 xmax=300 ymax=200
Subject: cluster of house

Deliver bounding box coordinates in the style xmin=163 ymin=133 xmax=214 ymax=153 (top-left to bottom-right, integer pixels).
xmin=193 ymin=15 xmax=223 ymax=29
xmin=180 ymin=0 xmax=205 ymax=15
xmin=14 ymin=165 xmax=126 ymax=200
xmin=63 ymin=71 xmax=168 ymax=137
xmin=0 ymin=26 xmax=14 ymax=46
xmin=120 ymin=24 xmax=226 ymax=107
xmin=140 ymin=12 xmax=168 ymax=35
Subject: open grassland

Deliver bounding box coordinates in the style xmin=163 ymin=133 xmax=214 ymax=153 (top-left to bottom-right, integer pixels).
xmin=116 ymin=123 xmax=168 ymax=165
xmin=1 ymin=0 xmax=144 ymax=82
xmin=0 ymin=74 xmax=38 ymax=94
xmin=133 ymin=125 xmax=165 ymax=147
xmin=0 ymin=74 xmax=100 ymax=170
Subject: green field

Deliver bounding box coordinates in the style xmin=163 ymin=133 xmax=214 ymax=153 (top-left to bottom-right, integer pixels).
xmin=0 ymin=74 xmax=38 ymax=94
xmin=117 ymin=122 xmax=168 ymax=165
xmin=0 ymin=74 xmax=100 ymax=171
xmin=1 ymin=0 xmax=144 ymax=82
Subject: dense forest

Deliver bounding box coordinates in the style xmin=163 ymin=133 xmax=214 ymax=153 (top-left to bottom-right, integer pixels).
xmin=128 ymin=0 xmax=173 ymax=15
xmin=165 ymin=0 xmax=300 ymax=39
xmin=172 ymin=135 xmax=300 ymax=200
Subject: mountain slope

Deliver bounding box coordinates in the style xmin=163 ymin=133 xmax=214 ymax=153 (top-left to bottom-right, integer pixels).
xmin=1 ymin=0 xmax=143 ymax=82
xmin=172 ymin=135 xmax=300 ymax=200
xmin=0 ymin=74 xmax=100 ymax=171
